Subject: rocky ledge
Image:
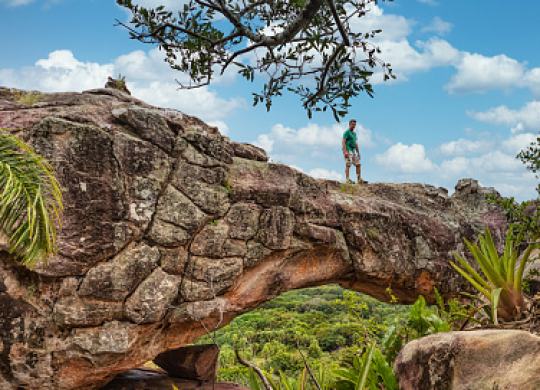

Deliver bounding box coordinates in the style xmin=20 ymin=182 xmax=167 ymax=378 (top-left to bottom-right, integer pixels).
xmin=0 ymin=86 xmax=506 ymax=389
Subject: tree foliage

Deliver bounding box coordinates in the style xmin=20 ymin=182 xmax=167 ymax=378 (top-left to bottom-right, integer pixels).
xmin=116 ymin=0 xmax=395 ymax=120
xmin=0 ymin=131 xmax=63 ymax=267
xmin=485 ymin=133 xmax=540 ymax=240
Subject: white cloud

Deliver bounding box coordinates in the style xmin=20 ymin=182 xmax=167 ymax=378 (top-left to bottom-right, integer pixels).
xmin=372 ymin=37 xmax=460 ymax=84
xmin=35 ymin=50 xmax=82 ymax=70
xmin=0 ymin=50 xmax=114 ymax=92
xmin=0 ymin=49 xmax=244 ymax=122
xmin=375 ymin=143 xmax=437 ymax=173
xmin=523 ymin=67 xmax=540 ymax=99
xmin=254 ymin=134 xmax=274 ymax=153
xmin=417 ymin=0 xmax=438 ymax=5
xmin=254 ymin=122 xmax=375 ymax=152
xmin=502 ymin=133 xmax=537 ymax=154
xmin=421 ymin=17 xmax=452 ymax=35
xmin=468 ymin=101 xmax=540 ymax=131
xmin=207 ymin=120 xmax=229 ymax=136
xmin=471 ymin=150 xmax=525 ymax=172
xmin=252 ymin=122 xmax=376 ymax=172
xmin=445 ymin=53 xmax=526 ymax=94
xmin=440 ymin=157 xmax=469 ymax=177
xmin=511 ymin=122 xmax=525 ymax=134
xmin=0 ymin=0 xmax=34 ymax=6
xmin=436 ymin=138 xmax=493 ymax=157
xmin=349 ymin=4 xmax=414 ymax=42
xmin=308 ymin=168 xmax=344 ymax=181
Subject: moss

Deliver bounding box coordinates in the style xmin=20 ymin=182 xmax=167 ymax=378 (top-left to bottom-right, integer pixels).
xmin=367 ymin=228 xmax=379 ymax=240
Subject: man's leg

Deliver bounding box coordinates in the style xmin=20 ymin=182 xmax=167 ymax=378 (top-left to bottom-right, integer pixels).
xmin=356 ymin=164 xmax=361 ymax=182
xmin=345 ymin=165 xmax=350 ymax=182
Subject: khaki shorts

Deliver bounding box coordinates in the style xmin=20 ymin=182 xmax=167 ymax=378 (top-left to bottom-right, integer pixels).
xmin=344 ymin=152 xmax=361 ymax=167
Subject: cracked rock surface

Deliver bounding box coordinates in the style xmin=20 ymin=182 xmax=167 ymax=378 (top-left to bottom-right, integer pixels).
xmin=0 ymin=86 xmax=507 ymax=389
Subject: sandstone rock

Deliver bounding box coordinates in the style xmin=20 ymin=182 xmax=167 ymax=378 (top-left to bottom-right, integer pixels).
xmin=225 ymin=203 xmax=262 ymax=240
xmin=79 ymin=242 xmax=160 ymax=301
xmin=257 ymin=206 xmax=295 ymax=250
xmin=175 ymin=175 xmax=231 ymax=216
xmin=124 ymin=268 xmax=180 ymax=324
xmin=181 ymin=257 xmax=242 ymax=301
xmin=148 ymin=219 xmax=191 ymax=246
xmin=178 ymin=139 xmax=226 ymax=168
xmin=173 ymin=159 xmax=227 ymax=186
xmin=154 ymin=344 xmax=219 ymax=381
xmin=228 ymin=141 xmax=268 ymax=162
xmin=0 ymin=87 xmax=510 ymax=390
xmin=191 ymin=222 xmax=230 ymax=258
xmin=53 ymin=297 xmax=123 ymax=327
xmin=31 ymin=117 xmax=130 ymax=267
xmin=223 ymin=239 xmax=247 ymax=257
xmin=69 ymin=321 xmax=138 ymax=355
xmin=152 ymin=185 xmax=208 ymax=234
xmin=169 ymin=298 xmax=226 ymax=323
xmin=113 ymin=132 xmax=171 ymax=229
xmin=112 ymin=106 xmax=175 ymax=153
xmin=183 ymin=130 xmax=232 ymax=164
xmin=244 ymin=241 xmax=272 ymax=268
xmin=160 ymin=246 xmax=189 ymax=275
xmin=395 ymin=330 xmax=540 ymax=390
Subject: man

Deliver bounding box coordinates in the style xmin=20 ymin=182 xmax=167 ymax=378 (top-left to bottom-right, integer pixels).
xmin=342 ymin=119 xmax=365 ymax=184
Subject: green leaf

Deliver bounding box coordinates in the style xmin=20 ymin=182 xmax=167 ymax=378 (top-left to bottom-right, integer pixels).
xmin=0 ymin=131 xmax=63 ymax=267
xmin=356 ymin=342 xmax=375 ymax=390
xmin=248 ymin=368 xmax=262 ymax=390
xmin=491 ymin=287 xmax=502 ymax=325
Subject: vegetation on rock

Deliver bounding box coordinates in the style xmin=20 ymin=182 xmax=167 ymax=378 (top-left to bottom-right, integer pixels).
xmin=451 ymin=228 xmax=538 ymax=322
xmin=0 ymin=130 xmax=63 ymax=266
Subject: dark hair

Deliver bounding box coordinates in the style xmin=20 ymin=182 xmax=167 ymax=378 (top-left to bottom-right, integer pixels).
xmin=349 ymin=119 xmax=357 ymax=124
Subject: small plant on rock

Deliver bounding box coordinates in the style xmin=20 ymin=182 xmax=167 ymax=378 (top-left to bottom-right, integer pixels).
xmin=14 ymin=90 xmax=44 ymax=105
xmin=451 ymin=228 xmax=539 ymax=323
xmin=221 ymin=179 xmax=234 ymax=195
xmin=115 ymin=73 xmax=127 ymax=89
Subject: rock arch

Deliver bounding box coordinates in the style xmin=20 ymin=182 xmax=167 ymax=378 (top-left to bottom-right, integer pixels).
xmin=0 ymin=87 xmax=506 ymax=389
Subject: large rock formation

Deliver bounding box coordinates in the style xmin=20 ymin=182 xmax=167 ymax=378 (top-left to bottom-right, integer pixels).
xmin=394 ymin=330 xmax=540 ymax=389
xmin=0 ymin=86 xmax=506 ymax=389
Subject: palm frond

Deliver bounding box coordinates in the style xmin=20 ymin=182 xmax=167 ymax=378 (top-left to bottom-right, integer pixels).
xmin=0 ymin=130 xmax=63 ymax=267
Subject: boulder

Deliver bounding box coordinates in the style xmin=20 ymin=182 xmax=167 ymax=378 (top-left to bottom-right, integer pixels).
xmin=154 ymin=344 xmax=220 ymax=381
xmin=394 ymin=330 xmax=540 ymax=390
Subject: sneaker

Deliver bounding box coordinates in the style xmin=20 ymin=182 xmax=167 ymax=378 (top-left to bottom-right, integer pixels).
xmin=346 ymin=180 xmax=354 ymax=184
xmin=357 ymin=179 xmax=368 ymax=184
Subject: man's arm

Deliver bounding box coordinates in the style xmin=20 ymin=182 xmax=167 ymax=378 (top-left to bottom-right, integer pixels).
xmin=342 ymin=137 xmax=348 ymax=157
xmin=356 ymin=143 xmax=360 ymax=157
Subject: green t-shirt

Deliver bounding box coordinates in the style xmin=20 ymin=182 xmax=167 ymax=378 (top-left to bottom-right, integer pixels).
xmin=343 ymin=129 xmax=357 ymax=151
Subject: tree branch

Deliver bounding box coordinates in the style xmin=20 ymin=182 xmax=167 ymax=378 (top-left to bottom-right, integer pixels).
xmin=221 ymin=41 xmax=267 ymax=74
xmin=325 ymin=0 xmax=351 ymax=46
xmin=304 ymin=43 xmax=346 ymax=108
xmin=115 ymin=20 xmax=216 ymax=44
xmin=235 ymin=350 xmax=272 ymax=390
xmin=296 ymin=340 xmax=322 ymax=390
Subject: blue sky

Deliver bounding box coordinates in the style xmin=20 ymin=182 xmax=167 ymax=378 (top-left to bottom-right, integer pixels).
xmin=1 ymin=0 xmax=539 ymax=201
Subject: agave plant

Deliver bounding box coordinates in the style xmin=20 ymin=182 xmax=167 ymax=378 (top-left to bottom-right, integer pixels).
xmin=330 ymin=342 xmax=375 ymax=390
xmin=451 ymin=228 xmax=539 ymax=322
xmin=0 ymin=131 xmax=63 ymax=267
